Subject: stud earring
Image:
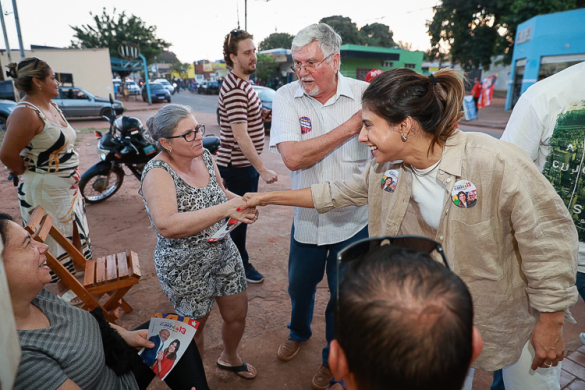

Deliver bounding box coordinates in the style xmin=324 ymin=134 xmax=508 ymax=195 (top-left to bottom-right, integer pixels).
xmin=38 ymin=85 xmax=42 ymax=91
xmin=401 ymin=132 xmax=408 ymax=142
xmin=168 ymin=147 xmax=172 ymax=154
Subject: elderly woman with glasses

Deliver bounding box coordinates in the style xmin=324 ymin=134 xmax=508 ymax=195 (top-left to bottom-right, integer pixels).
xmin=245 ymin=68 xmax=579 ymax=390
xmin=0 ymin=57 xmax=93 ymax=306
xmin=140 ymin=104 xmax=259 ymax=379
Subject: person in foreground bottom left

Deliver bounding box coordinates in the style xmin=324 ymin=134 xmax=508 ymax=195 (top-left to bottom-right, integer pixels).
xmin=1 ymin=213 xmax=209 ymax=390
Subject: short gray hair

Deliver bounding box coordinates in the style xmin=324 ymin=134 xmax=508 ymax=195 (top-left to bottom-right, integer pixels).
xmin=291 ymin=23 xmax=342 ymax=58
xmin=146 ymin=103 xmax=193 ymax=151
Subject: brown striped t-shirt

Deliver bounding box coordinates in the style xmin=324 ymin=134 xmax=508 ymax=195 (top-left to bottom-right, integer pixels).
xmin=217 ymin=72 xmax=265 ymax=167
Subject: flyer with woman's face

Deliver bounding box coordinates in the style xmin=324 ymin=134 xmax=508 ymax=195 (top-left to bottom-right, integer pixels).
xmin=138 ymin=313 xmax=199 ymax=380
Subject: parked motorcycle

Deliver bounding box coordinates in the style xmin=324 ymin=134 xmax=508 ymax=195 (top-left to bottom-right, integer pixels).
xmin=79 ymin=95 xmax=220 ymax=203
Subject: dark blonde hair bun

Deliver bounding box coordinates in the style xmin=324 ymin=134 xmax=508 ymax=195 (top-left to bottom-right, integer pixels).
xmin=5 ymin=63 xmax=18 ymax=79
xmin=5 ymin=57 xmax=51 ymax=93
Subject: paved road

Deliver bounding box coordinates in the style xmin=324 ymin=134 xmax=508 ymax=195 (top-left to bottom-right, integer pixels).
xmin=171 ymin=91 xmax=219 ymax=115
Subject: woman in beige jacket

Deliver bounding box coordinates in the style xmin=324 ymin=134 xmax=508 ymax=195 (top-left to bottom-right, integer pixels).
xmin=245 ymin=68 xmax=578 ymax=390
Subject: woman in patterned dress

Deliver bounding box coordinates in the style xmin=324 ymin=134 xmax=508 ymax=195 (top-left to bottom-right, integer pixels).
xmin=140 ymin=104 xmax=259 ymax=379
xmin=0 ymin=57 xmax=92 ymax=305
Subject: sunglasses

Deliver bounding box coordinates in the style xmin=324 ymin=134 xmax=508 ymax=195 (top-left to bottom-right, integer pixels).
xmin=19 ymin=57 xmax=40 ymax=71
xmin=165 ymin=124 xmax=205 ymax=142
xmin=227 ymin=29 xmax=244 ymax=46
xmin=335 ymin=235 xmax=450 ymax=328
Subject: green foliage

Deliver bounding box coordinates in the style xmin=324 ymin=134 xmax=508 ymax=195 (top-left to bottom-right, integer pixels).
xmin=259 ymin=33 xmax=295 ymax=51
xmin=316 ymin=16 xmax=397 ymax=48
xmin=255 ymin=54 xmax=280 ymax=82
xmin=427 ymin=0 xmax=581 ymax=70
xmin=170 ymin=62 xmax=190 ymax=78
xmin=319 ymin=16 xmax=366 ymax=45
xmin=360 ymin=23 xmax=396 ymax=47
xmin=70 ymin=8 xmax=171 ymax=64
xmin=157 ymin=51 xmax=179 ymax=63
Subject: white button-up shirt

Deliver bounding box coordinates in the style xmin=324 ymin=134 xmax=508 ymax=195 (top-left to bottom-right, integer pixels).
xmin=270 ymin=73 xmax=370 ymax=245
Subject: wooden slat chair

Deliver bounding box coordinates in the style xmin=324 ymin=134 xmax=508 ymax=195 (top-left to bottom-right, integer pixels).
xmin=24 ymin=206 xmax=141 ymax=323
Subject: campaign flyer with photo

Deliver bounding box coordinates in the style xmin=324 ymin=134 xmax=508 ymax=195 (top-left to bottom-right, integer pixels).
xmin=207 ymin=217 xmax=242 ymax=243
xmin=138 ymin=313 xmax=199 ymax=380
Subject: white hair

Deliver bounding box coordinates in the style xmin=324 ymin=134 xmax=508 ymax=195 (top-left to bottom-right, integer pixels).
xmin=291 ymin=23 xmax=342 ymax=59
xmin=146 ymin=103 xmax=193 ymax=152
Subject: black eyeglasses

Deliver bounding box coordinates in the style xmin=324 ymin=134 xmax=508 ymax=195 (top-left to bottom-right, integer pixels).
xmin=19 ymin=57 xmax=40 ymax=71
xmin=227 ymin=29 xmax=244 ymax=46
xmin=335 ymin=235 xmax=450 ymax=325
xmin=165 ymin=125 xmax=205 ymax=142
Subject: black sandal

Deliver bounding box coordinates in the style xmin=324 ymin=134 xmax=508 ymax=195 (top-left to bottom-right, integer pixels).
xmin=216 ymin=359 xmax=257 ymax=379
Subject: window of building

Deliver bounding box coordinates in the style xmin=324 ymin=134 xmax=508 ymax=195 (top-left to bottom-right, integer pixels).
xmin=383 ymin=61 xmax=394 ymax=68
xmin=538 ymin=54 xmax=585 ymax=81
xmin=405 ymin=63 xmax=416 ymax=69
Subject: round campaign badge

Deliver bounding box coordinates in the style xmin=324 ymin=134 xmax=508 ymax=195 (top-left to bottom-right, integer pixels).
xmin=381 ymin=170 xmax=399 ymax=193
xmin=451 ymin=180 xmax=477 ymax=208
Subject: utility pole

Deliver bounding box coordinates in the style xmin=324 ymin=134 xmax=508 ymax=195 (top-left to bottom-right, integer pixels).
xmin=0 ymin=1 xmax=12 ymax=62
xmin=245 ymin=0 xmax=247 ymax=31
xmin=12 ymin=0 xmax=24 ymax=59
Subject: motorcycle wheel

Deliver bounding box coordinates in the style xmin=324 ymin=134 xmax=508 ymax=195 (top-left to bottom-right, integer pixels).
xmin=79 ymin=168 xmax=124 ymax=203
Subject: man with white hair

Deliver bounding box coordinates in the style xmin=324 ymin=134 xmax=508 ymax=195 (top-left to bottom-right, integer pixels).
xmin=268 ymin=23 xmax=370 ymax=390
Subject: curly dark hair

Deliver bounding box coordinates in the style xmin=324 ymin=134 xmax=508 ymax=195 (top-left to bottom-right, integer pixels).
xmin=222 ymin=29 xmax=254 ymax=69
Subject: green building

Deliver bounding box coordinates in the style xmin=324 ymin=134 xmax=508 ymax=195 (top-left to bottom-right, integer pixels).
xmin=339 ymin=44 xmax=424 ymax=80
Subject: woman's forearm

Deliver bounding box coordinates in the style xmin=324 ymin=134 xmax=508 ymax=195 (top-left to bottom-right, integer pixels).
xmin=257 ymin=188 xmax=315 ymax=208
xmin=0 ymin=151 xmax=25 ymax=175
xmin=154 ymin=202 xmax=234 ymax=239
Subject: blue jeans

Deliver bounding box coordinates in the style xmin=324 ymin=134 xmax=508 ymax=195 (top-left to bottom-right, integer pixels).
xmin=491 ymin=370 xmax=505 ymax=390
xmin=576 ymin=271 xmax=585 ymax=301
xmin=218 ymin=164 xmax=259 ymax=266
xmin=287 ymin=224 xmax=369 ymax=366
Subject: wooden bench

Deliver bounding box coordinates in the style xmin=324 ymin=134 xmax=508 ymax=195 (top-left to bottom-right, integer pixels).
xmin=25 ymin=206 xmax=141 ymax=323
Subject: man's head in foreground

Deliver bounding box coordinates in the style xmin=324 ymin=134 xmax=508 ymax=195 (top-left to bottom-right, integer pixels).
xmin=330 ymin=245 xmax=483 ymax=390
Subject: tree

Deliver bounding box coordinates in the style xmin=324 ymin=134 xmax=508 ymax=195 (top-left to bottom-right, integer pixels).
xmin=157 ymin=51 xmax=179 ymax=63
xmin=70 ymin=8 xmax=171 ymax=64
xmin=255 ymin=54 xmax=280 ymax=83
xmin=259 ymin=33 xmax=294 ymax=51
xmin=396 ymin=41 xmax=413 ymax=51
xmin=427 ymin=0 xmax=582 ymax=71
xmin=170 ymin=62 xmax=190 ymax=79
xmin=319 ymin=16 xmax=365 ymax=45
xmin=360 ymin=23 xmax=396 ymax=47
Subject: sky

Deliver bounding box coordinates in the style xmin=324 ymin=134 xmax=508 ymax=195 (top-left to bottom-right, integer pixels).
xmin=2 ymin=0 xmax=439 ymax=63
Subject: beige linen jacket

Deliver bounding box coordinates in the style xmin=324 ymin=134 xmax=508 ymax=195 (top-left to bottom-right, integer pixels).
xmin=311 ymin=130 xmax=578 ymax=371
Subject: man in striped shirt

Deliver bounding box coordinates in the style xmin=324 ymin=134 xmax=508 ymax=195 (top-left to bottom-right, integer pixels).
xmin=217 ymin=29 xmax=278 ymax=283
xmin=269 ymin=23 xmax=370 ymax=390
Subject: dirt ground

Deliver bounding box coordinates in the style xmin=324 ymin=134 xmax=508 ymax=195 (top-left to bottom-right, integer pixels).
xmin=2 ymin=109 xmax=584 ymax=390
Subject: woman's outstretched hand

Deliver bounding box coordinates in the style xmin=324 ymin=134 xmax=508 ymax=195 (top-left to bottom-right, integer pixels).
xmin=243 ymin=192 xmax=268 ymax=207
xmin=226 ymin=196 xmax=258 ymax=224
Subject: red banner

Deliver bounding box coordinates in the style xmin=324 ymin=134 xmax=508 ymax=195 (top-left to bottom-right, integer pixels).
xmin=478 ymin=74 xmax=497 ymax=108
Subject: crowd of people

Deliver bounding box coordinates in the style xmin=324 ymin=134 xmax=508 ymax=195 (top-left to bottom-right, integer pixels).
xmin=1 ymin=20 xmax=584 ymax=390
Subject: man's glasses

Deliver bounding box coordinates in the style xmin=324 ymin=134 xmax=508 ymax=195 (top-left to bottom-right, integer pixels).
xmin=227 ymin=29 xmax=243 ymax=46
xmin=165 ymin=125 xmax=205 ymax=142
xmin=335 ymin=235 xmax=450 ymax=323
xmin=19 ymin=57 xmax=40 ymax=71
xmin=290 ymin=53 xmax=333 ymax=74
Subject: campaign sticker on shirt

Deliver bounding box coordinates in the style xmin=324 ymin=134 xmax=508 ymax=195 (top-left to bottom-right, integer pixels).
xmin=451 ymin=180 xmax=477 ymax=208
xmin=300 ymin=116 xmax=312 ymax=135
xmin=381 ymin=170 xmax=399 ymax=193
